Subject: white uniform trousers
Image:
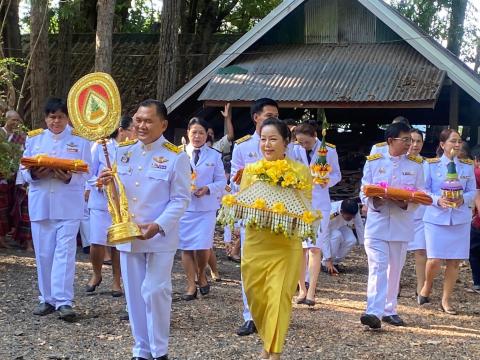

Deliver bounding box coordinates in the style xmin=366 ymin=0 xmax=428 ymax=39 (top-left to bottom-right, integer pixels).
xmin=239 ymin=225 xmax=253 ymax=322
xmin=325 ymin=226 xmax=357 ymax=264
xmin=31 ymin=219 xmax=80 ymax=308
xmin=364 ymin=238 xmax=407 ymax=318
xmin=120 ymin=251 xmax=175 ymax=359
xmin=79 ymin=204 xmax=90 ymax=248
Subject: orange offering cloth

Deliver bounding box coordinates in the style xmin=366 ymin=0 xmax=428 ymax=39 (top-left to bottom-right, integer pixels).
xmin=363 ymin=183 xmax=432 ymax=205
xmin=21 ymin=155 xmax=89 ymax=173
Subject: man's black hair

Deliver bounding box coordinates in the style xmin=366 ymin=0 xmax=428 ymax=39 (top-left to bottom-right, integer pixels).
xmin=250 ymin=98 xmax=278 ymax=119
xmin=385 ymin=122 xmax=411 ymax=141
xmin=44 ymin=97 xmax=68 ymax=116
xmin=139 ymin=99 xmax=168 ymax=120
xmin=392 ymin=116 xmax=410 ymax=126
xmin=340 ymin=199 xmax=359 ymax=215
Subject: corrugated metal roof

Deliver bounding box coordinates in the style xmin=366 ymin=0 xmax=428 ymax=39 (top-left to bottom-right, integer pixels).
xmin=198 ymin=43 xmax=445 ymax=104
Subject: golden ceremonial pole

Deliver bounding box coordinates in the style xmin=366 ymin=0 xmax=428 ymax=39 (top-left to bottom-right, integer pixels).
xmin=67 ymin=72 xmax=142 ymax=244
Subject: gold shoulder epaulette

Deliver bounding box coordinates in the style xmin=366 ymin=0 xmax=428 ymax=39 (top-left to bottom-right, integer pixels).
xmin=235 ymin=134 xmax=252 ymax=145
xmin=425 ymin=158 xmax=440 ymax=164
xmin=293 ymin=141 xmax=299 ymax=145
xmin=407 ymin=154 xmax=423 ymax=164
xmin=330 ymin=212 xmax=339 ymax=220
xmin=179 ymin=144 xmax=186 ymax=152
xmin=375 ymin=141 xmax=387 ymax=147
xmin=366 ymin=153 xmax=383 ymax=161
xmin=326 ymin=142 xmax=336 ymax=149
xmin=459 ymin=158 xmax=474 ymax=165
xmin=118 ymin=139 xmax=138 ymax=147
xmin=27 ymin=128 xmax=44 ymax=137
xmin=163 ymin=141 xmax=181 ymax=154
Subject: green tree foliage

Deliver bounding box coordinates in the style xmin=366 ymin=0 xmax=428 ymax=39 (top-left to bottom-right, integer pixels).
xmin=390 ymin=0 xmax=450 ymax=40
xmin=222 ymin=0 xmax=282 ymax=33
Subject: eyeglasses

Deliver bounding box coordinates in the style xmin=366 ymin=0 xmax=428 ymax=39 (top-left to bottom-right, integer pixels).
xmin=393 ymin=137 xmax=412 ymax=144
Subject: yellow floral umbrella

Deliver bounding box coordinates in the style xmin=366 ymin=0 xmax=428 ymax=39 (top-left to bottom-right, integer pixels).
xmin=218 ymin=159 xmax=322 ymax=240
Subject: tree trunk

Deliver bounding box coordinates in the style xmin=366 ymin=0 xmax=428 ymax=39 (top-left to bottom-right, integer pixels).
xmin=157 ymin=0 xmax=181 ymax=101
xmin=446 ymin=0 xmax=468 ymax=56
xmin=55 ymin=0 xmax=73 ymax=99
xmin=95 ymin=0 xmax=115 ymax=73
xmin=114 ymin=0 xmax=131 ymax=32
xmin=80 ymin=0 xmax=97 ymax=32
xmin=29 ymin=0 xmax=49 ymax=128
xmin=2 ymin=0 xmax=22 ymax=59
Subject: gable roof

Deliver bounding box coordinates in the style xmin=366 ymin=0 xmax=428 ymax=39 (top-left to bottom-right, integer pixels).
xmin=165 ymin=0 xmax=480 ymax=113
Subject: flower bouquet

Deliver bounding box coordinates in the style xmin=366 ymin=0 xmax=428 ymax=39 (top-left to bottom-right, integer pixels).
xmin=310 ymin=118 xmax=331 ymax=185
xmin=441 ymin=155 xmax=463 ymax=208
xmin=218 ymin=159 xmax=321 ymax=240
xmin=362 ymin=182 xmax=432 ymax=205
xmin=21 ymin=154 xmax=89 ymax=173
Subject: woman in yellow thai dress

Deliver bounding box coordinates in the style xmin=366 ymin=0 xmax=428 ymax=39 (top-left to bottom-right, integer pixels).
xmin=239 ymin=118 xmax=315 ymax=359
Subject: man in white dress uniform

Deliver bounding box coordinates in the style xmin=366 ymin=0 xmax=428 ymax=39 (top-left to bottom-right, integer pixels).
xmin=21 ymin=97 xmax=92 ymax=321
xmin=230 ymin=98 xmax=279 ymax=336
xmin=360 ymin=122 xmax=424 ymax=329
xmin=322 ymin=199 xmax=364 ymax=271
xmin=100 ymin=100 xmax=190 ymax=360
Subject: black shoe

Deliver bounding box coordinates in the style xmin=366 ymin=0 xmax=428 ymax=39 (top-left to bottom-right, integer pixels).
xmin=360 ymin=313 xmax=381 ymax=329
xmin=295 ymin=297 xmax=306 ymax=304
xmin=131 ymin=357 xmax=148 ymax=360
xmin=182 ymin=289 xmax=197 ymax=301
xmin=236 ymin=320 xmax=256 ymax=336
xmin=304 ymin=298 xmax=315 ymax=306
xmin=153 ymin=355 xmax=168 ymax=360
xmin=199 ymin=284 xmax=210 ymax=296
xmin=119 ymin=312 xmax=129 ymax=321
xmin=111 ymin=290 xmax=124 ymax=298
xmin=58 ymin=305 xmax=76 ymax=322
xmin=82 ymin=246 xmax=90 ymax=254
xmin=417 ymin=294 xmax=430 ymax=305
xmin=85 ymin=278 xmax=102 ymax=293
xmin=382 ymin=315 xmax=405 ymax=326
xmin=33 ymin=303 xmax=55 ymax=316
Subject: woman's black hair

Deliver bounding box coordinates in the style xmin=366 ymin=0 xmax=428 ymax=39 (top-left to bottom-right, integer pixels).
xmin=110 ymin=115 xmax=133 ymax=139
xmin=260 ymin=117 xmax=290 ymax=143
xmin=410 ymin=128 xmax=424 ymax=141
xmin=436 ymin=128 xmax=461 ymax=157
xmin=187 ymin=117 xmax=211 ymax=133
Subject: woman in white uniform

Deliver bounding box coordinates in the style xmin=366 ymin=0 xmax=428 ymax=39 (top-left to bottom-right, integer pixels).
xmin=179 ymin=118 xmax=226 ymax=300
xmin=292 ymin=123 xmax=341 ymax=306
xmin=406 ymin=129 xmax=427 ymax=296
xmin=419 ymin=129 xmax=476 ymax=314
xmin=86 ymin=116 xmax=136 ymax=296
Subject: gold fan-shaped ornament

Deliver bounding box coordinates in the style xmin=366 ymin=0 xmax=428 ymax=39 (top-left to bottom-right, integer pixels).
xmin=67 ymin=72 xmax=142 ymax=244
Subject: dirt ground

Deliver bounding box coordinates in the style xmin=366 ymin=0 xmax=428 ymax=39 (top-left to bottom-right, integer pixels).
xmin=1 ymin=232 xmax=480 ymax=360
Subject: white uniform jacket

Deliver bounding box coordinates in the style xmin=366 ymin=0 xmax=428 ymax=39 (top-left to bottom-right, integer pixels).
xmin=360 ymin=153 xmax=424 ymax=242
xmin=186 ymin=144 xmax=226 ymax=211
xmin=291 ymin=139 xmax=341 ymax=211
xmin=87 ymin=139 xmax=117 ymax=211
xmin=230 ymin=132 xmax=261 ymax=190
xmin=423 ymin=155 xmax=476 ymax=226
xmin=115 ymin=136 xmax=191 ymax=253
xmin=21 ymin=125 xmax=92 ymax=221
xmin=329 ymin=200 xmax=365 ymax=245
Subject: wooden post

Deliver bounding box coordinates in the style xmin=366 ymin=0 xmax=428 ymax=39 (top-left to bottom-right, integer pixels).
xmin=449 ymin=83 xmax=459 ymax=130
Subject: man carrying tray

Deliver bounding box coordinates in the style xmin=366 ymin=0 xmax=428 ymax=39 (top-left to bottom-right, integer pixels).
xmin=21 ymin=97 xmax=92 ymax=321
xmin=360 ymin=122 xmax=424 ymax=329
